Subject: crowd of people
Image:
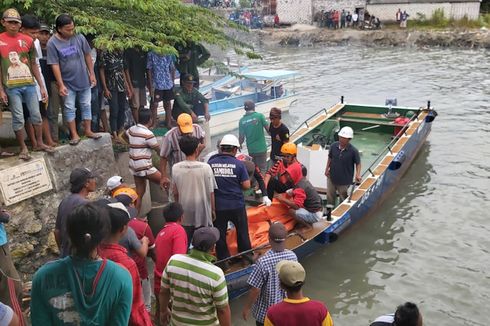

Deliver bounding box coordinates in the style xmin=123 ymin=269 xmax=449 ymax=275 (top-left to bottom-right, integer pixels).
xmin=315 ymin=9 xmax=382 ymax=30
xmin=0 ymin=7 xmax=423 ymax=326
xmin=0 ymin=8 xmax=211 ymax=160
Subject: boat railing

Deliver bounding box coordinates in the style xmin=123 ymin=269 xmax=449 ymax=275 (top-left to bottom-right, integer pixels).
xmin=291 ymin=106 xmax=331 ymax=136
xmin=359 ymin=109 xmax=423 ymax=180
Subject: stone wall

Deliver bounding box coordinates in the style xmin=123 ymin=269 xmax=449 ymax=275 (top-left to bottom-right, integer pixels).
xmin=312 ymin=0 xmax=366 ymax=15
xmin=277 ymin=0 xmax=314 ymax=24
xmin=0 ymin=134 xmax=118 ymax=279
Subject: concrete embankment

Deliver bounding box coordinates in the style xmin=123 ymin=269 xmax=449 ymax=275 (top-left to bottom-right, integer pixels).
xmin=255 ymin=25 xmax=490 ymax=49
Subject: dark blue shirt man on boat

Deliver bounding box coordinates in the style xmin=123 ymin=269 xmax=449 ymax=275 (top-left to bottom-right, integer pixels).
xmin=324 ymin=126 xmax=361 ymax=207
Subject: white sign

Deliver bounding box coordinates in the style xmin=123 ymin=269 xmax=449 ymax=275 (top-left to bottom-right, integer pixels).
xmin=0 ymin=158 xmax=52 ymax=206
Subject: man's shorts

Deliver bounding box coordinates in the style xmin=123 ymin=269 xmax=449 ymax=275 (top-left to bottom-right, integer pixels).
xmin=154 ymin=89 xmax=174 ymax=103
xmin=130 ymin=87 xmax=147 ymax=109
xmin=130 ymin=166 xmax=159 ymax=177
xmin=295 ymin=208 xmax=322 ymax=224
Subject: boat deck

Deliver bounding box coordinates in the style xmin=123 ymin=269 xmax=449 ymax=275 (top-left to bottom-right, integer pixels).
xmin=350 ymin=130 xmax=394 ymax=176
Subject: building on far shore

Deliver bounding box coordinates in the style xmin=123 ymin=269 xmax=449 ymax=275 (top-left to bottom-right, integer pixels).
xmin=366 ymin=0 xmax=481 ymax=22
xmin=264 ymin=0 xmax=481 ymax=24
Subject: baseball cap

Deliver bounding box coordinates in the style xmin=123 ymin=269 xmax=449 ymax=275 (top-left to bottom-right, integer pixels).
xmin=276 ymin=260 xmax=306 ymax=287
xmin=192 ymin=227 xmax=220 ymax=251
xmin=107 ymin=202 xmax=131 ymax=220
xmin=269 ymin=222 xmax=287 ymax=251
xmin=107 ymin=176 xmax=123 ymax=191
xmin=2 ymin=9 xmax=21 ymax=23
xmin=244 ymin=100 xmax=255 ymax=111
xmin=177 ymin=113 xmax=193 ymax=134
xmin=112 ymin=187 xmax=138 ymax=203
xmin=39 ymin=23 xmax=50 ymax=32
xmin=69 ymin=168 xmax=95 ymax=186
xmin=182 ymin=73 xmax=196 ymax=84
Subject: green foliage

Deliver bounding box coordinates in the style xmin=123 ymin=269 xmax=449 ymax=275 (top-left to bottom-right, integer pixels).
xmin=409 ymin=9 xmax=489 ymax=29
xmin=239 ymin=0 xmax=251 ymax=9
xmin=0 ymin=0 xmax=254 ymax=55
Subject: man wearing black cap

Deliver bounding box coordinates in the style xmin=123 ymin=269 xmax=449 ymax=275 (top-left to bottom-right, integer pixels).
xmin=159 ymin=226 xmax=231 ymax=326
xmin=54 ymin=167 xmax=96 ymax=257
xmin=172 ymin=73 xmax=209 ymax=122
xmin=242 ymin=222 xmax=298 ymax=326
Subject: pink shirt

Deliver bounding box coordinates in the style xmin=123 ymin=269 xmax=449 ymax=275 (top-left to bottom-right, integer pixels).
xmin=154 ymin=222 xmax=188 ymax=294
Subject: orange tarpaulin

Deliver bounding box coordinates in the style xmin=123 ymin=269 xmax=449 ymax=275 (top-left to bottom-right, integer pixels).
xmin=225 ymin=201 xmax=296 ymax=256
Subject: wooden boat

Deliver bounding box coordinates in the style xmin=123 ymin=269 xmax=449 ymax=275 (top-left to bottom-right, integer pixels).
xmin=223 ymin=98 xmax=438 ymax=299
xmin=207 ymin=70 xmax=299 ymax=135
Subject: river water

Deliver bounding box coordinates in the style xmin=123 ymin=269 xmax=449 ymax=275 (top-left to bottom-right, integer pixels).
xmin=227 ymin=45 xmax=490 ymax=325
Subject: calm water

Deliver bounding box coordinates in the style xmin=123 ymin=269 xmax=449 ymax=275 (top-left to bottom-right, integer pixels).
xmin=227 ymin=46 xmax=490 ymax=325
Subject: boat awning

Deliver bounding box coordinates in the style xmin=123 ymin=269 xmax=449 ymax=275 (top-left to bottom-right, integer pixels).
xmin=241 ymin=70 xmax=299 ymax=81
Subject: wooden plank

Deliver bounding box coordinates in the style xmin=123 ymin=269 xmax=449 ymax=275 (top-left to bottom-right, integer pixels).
xmin=358 ymin=177 xmax=376 ymax=190
xmin=342 ymin=111 xmax=386 ymax=119
xmin=350 ymin=189 xmax=365 ymax=201
xmin=339 ymin=117 xmax=397 ymax=127
xmin=308 ymin=114 xmax=327 ymax=129
xmin=380 ymin=155 xmax=394 ymax=165
xmin=290 ymin=128 xmax=309 ymax=141
xmin=391 ymin=136 xmax=409 ymax=153
xmin=332 ymin=203 xmax=351 ymax=217
xmin=373 ymin=164 xmax=388 ymax=176
xmin=327 ymin=103 xmax=344 ymax=115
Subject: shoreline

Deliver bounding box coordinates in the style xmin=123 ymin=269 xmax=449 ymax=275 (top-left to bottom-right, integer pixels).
xmin=253 ymin=25 xmax=490 ymax=49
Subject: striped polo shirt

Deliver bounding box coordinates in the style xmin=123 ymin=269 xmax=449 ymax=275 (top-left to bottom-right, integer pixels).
xmin=161 ymin=249 xmax=228 ymax=326
xmin=126 ymin=124 xmax=159 ymax=174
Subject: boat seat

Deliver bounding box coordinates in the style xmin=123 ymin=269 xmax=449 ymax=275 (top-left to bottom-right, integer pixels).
xmin=339 ymin=117 xmax=403 ymax=127
xmin=342 ymin=112 xmax=388 ymax=119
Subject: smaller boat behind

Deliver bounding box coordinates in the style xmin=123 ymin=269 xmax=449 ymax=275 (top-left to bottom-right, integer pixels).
xmin=208 ymin=69 xmax=299 ymax=135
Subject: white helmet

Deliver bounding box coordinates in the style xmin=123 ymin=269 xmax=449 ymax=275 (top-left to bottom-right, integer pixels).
xmin=338 ymin=126 xmax=354 ymax=139
xmin=220 ymin=134 xmax=240 ymax=148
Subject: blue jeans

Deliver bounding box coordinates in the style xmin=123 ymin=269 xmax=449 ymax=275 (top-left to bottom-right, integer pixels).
xmin=295 ymin=208 xmax=321 ymax=224
xmin=5 ymin=85 xmax=41 ymax=131
xmin=63 ymin=87 xmax=91 ymax=122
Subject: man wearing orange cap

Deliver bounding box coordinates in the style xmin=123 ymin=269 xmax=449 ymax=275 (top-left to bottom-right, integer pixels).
xmin=159 ymin=113 xmax=205 ymax=190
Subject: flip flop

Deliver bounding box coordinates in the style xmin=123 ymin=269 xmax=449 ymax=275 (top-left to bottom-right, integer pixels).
xmin=69 ymin=138 xmax=81 ymax=146
xmin=41 ymin=146 xmax=55 ymax=154
xmin=86 ymin=133 xmax=102 ymax=140
xmin=18 ymin=151 xmax=31 ymax=161
xmin=0 ymin=151 xmax=15 ymax=158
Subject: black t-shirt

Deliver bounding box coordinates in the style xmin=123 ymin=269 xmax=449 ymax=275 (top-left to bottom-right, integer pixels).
xmin=124 ymin=48 xmax=147 ymax=88
xmin=328 ymin=141 xmax=361 ymax=186
xmin=269 ymin=123 xmax=289 ymax=160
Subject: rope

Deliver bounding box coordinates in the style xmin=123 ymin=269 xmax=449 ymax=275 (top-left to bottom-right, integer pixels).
xmin=8 ymin=277 xmax=26 ymax=326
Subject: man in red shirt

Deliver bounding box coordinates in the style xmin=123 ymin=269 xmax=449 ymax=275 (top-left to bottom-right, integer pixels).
xmin=116 ymin=193 xmax=155 ymax=312
xmin=154 ymin=202 xmax=188 ymax=320
xmin=264 ymin=260 xmax=333 ymax=326
xmin=0 ymin=8 xmax=53 ymax=160
xmin=98 ymin=202 xmax=152 ymax=326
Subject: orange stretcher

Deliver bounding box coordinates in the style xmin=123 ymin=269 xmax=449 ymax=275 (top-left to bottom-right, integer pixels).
xmin=225 ymin=201 xmax=296 ymax=256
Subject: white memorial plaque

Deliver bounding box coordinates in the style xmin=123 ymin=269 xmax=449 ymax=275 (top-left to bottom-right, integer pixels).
xmin=0 ymin=158 xmax=52 ymax=206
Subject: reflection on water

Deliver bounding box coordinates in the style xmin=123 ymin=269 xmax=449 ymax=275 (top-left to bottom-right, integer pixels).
xmin=228 ymin=46 xmax=490 ymax=326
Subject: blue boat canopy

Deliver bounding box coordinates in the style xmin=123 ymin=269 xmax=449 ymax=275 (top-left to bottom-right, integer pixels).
xmin=241 ymin=70 xmax=298 ymax=81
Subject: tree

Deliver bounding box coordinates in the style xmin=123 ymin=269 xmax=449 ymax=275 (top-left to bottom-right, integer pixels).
xmin=0 ymin=0 xmax=259 ymax=58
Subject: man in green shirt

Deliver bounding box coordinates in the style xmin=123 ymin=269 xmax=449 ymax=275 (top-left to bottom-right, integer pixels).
xmin=172 ymin=73 xmax=209 ymax=122
xmin=239 ymin=100 xmax=269 ymax=173
xmin=175 ymin=42 xmax=210 ymax=89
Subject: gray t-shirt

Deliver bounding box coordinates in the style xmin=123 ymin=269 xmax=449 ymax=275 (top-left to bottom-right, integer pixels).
xmin=119 ymin=227 xmax=142 ymax=253
xmin=172 ymin=160 xmax=217 ymax=227
xmin=47 ymin=34 xmax=91 ymax=91
xmin=55 ymin=193 xmax=88 ymax=257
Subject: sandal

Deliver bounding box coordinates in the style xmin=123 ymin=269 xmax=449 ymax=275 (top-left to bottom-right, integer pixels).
xmin=0 ymin=151 xmax=15 ymax=158
xmin=19 ymin=151 xmax=31 ymax=161
xmin=69 ymin=138 xmax=81 ymax=146
xmin=86 ymin=133 xmax=102 ymax=140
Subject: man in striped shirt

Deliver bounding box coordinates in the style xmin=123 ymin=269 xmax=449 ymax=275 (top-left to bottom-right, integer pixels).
xmin=126 ymin=109 xmax=161 ymax=212
xmin=159 ymin=227 xmax=231 ymax=326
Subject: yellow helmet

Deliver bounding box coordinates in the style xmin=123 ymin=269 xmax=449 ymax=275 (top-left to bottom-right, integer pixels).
xmin=281 ymin=142 xmax=297 ymax=155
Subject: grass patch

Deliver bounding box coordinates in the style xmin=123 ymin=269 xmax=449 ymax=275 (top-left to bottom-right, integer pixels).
xmin=409 ymin=9 xmax=490 ymax=29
